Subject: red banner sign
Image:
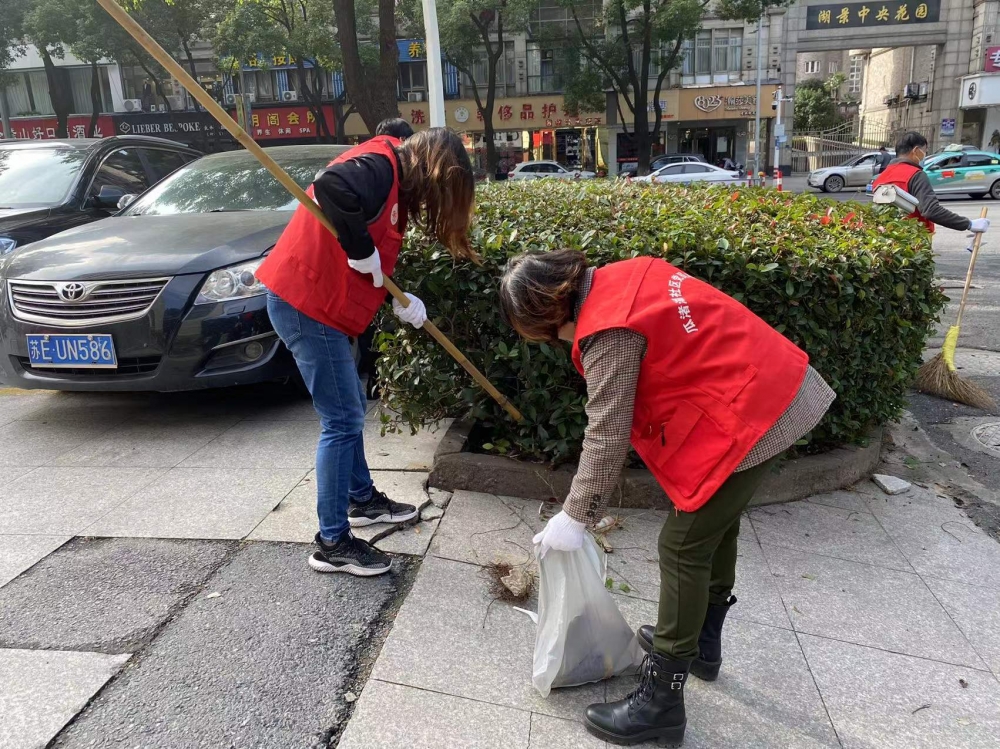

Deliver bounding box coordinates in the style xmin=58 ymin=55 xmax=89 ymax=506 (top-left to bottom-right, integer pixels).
xmin=246 ymin=105 xmax=335 ymax=140
xmin=0 ymin=115 xmax=116 ymax=140
xmin=986 ymin=46 xmax=1000 ymax=73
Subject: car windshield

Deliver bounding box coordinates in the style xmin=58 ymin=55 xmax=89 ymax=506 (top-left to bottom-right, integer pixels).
xmin=122 ymin=149 xmax=333 ymax=216
xmin=0 ymin=147 xmax=89 ymax=208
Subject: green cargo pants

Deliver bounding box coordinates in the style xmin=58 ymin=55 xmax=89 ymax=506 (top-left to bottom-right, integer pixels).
xmin=652 ymin=456 xmax=778 ymax=661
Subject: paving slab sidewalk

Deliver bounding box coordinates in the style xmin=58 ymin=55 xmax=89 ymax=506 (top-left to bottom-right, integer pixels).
xmin=338 ymin=481 xmax=1000 ymax=749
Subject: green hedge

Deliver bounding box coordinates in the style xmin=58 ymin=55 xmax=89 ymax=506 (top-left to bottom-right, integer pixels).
xmin=375 ymin=181 xmax=945 ymax=464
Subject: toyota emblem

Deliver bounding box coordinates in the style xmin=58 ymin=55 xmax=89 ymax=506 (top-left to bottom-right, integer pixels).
xmin=57 ymin=282 xmax=87 ymax=302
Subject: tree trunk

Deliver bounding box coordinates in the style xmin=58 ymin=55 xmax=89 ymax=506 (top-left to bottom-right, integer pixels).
xmin=333 ymin=101 xmax=356 ymax=145
xmin=481 ymin=16 xmax=504 ymax=179
xmin=180 ymin=39 xmax=211 ymax=151
xmin=333 ymin=0 xmax=399 ymax=131
xmin=40 ymin=48 xmax=72 ymax=138
xmin=87 ymin=61 xmax=101 ymax=138
xmin=296 ymin=61 xmax=330 ymax=143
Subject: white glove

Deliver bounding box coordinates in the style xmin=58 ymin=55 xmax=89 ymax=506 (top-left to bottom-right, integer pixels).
xmin=533 ymin=511 xmax=586 ymax=558
xmin=969 ymin=217 xmax=990 ymax=234
xmin=392 ymin=293 xmax=427 ymax=328
xmin=347 ymin=249 xmax=383 ymax=288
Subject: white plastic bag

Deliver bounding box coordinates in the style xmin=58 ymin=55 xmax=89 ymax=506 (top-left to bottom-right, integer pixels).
xmin=532 ymin=534 xmax=644 ymax=697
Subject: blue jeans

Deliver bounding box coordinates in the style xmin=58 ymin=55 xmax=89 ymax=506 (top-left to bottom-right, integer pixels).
xmin=267 ymin=293 xmax=373 ymax=541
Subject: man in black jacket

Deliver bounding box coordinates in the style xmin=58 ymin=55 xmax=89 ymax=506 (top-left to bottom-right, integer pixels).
xmin=874 ymin=146 xmax=892 ymax=175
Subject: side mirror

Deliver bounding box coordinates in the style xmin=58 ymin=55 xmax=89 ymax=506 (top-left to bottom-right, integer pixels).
xmin=93 ymin=185 xmax=125 ymax=211
xmin=117 ymin=194 xmax=137 ymax=211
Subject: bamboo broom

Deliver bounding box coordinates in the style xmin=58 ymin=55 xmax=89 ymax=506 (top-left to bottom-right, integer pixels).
xmin=96 ymin=0 xmax=522 ymax=422
xmin=914 ymin=207 xmax=995 ymax=410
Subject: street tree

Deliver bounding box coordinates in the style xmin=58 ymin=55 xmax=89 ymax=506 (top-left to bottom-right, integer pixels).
xmin=422 ymin=0 xmax=533 ymax=176
xmin=561 ymin=0 xmax=792 ymax=174
xmin=794 ymin=79 xmax=841 ymax=132
xmin=332 ymin=0 xmax=401 ymax=132
xmin=0 ymin=0 xmax=26 ymax=135
xmin=21 ymin=0 xmax=78 ymax=137
xmin=212 ymin=0 xmax=338 ymax=141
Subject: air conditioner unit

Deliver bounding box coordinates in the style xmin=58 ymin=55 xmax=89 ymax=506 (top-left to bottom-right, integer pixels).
xmin=122 ymin=98 xmax=143 ymax=112
xmin=407 ymin=91 xmax=425 ymax=102
xmin=903 ymin=83 xmax=920 ymax=99
xmin=224 ymin=92 xmax=237 ymax=105
xmin=245 ymin=93 xmax=255 ymax=103
xmin=918 ymin=82 xmax=929 ymax=99
xmin=281 ymin=90 xmax=298 ymax=102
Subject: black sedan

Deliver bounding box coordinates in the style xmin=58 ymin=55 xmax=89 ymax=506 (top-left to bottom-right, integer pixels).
xmin=0 ymin=136 xmax=201 ymax=255
xmin=0 ymin=145 xmax=346 ymax=391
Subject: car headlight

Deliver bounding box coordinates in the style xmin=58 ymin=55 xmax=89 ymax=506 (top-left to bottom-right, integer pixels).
xmin=0 ymin=237 xmax=17 ymax=256
xmin=195 ymin=259 xmax=267 ymax=305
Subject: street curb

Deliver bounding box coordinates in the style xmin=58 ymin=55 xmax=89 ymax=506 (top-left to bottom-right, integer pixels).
xmin=428 ymin=420 xmax=883 ymax=508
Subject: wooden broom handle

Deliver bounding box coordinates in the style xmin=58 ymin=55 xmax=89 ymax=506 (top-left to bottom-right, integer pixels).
xmin=956 ymin=206 xmax=988 ymax=330
xmin=97 ymin=0 xmax=522 ymax=422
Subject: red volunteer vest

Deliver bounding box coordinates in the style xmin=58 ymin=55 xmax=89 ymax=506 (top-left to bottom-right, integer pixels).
xmin=872 ymin=161 xmax=935 ymax=233
xmin=256 ymin=136 xmax=406 ymax=336
xmin=572 ymin=258 xmax=809 ymax=512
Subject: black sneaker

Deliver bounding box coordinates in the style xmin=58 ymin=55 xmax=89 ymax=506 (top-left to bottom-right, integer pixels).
xmin=348 ymin=487 xmax=418 ymax=528
xmin=308 ymin=532 xmax=392 ymax=577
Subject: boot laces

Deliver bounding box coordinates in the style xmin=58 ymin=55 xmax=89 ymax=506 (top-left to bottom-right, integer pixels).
xmin=627 ymin=654 xmax=655 ymax=712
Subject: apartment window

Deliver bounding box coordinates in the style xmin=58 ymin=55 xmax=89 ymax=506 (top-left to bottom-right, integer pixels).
xmin=804 ymin=60 xmax=820 ymax=74
xmin=829 ymin=61 xmax=839 ymax=74
xmin=695 ymin=31 xmax=712 ymax=74
xmin=681 ymin=29 xmax=743 ymax=77
xmin=400 ymin=62 xmax=427 ymax=93
xmin=527 ymin=45 xmax=560 ymax=94
xmin=848 ymin=55 xmax=863 ymax=94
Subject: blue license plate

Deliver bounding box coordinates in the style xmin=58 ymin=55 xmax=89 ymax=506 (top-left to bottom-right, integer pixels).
xmin=26 ymin=334 xmax=117 ymax=369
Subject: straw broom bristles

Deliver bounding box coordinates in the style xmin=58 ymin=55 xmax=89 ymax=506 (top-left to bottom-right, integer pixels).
xmin=914 ymin=207 xmax=995 ymax=411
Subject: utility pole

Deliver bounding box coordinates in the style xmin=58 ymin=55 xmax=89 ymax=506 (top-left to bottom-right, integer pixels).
xmin=422 ymin=0 xmax=446 ymax=127
xmin=773 ymin=86 xmax=782 ymax=182
xmin=753 ymin=14 xmax=763 ymax=184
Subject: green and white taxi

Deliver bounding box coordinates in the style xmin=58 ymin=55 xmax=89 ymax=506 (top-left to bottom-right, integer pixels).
xmin=923 ymin=149 xmax=1000 ymax=199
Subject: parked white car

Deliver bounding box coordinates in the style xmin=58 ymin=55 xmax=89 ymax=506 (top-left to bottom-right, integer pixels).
xmin=634 ymin=162 xmax=741 ymax=186
xmin=509 ymin=161 xmax=596 ymax=180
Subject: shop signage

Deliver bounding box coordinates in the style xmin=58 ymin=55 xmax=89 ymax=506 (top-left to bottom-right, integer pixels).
xmin=0 ymin=115 xmax=115 ymax=140
xmin=112 ymin=111 xmax=227 ymax=140
xmin=382 ymin=95 xmax=603 ymax=138
xmin=985 ymin=46 xmax=1000 ymax=73
xmin=245 ymin=105 xmax=335 ymax=140
xmin=941 ymin=118 xmax=956 ymax=137
xmin=806 ymin=0 xmax=940 ymax=29
xmin=959 ymin=74 xmax=1000 ymax=108
xmin=677 ymin=86 xmax=776 ymax=121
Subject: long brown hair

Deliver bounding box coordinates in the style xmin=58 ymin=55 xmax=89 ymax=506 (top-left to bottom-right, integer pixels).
xmin=398 ymin=128 xmax=476 ymax=260
xmin=499 ymin=250 xmax=588 ymax=342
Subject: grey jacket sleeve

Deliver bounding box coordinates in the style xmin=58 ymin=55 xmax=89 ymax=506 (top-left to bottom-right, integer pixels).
xmin=907 ymin=169 xmax=972 ymax=232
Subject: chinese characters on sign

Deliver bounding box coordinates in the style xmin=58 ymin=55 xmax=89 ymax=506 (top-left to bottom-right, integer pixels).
xmin=805 ymin=0 xmax=939 ymax=29
xmin=246 ymin=107 xmax=333 ymax=140
xmin=0 ymin=115 xmax=116 ymax=141
xmin=985 ymin=46 xmax=1000 ymax=73
xmin=668 ymin=272 xmax=698 ymax=335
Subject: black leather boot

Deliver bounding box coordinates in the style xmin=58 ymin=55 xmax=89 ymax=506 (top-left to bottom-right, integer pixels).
xmin=584 ymin=652 xmax=689 ymax=747
xmin=637 ymin=595 xmax=736 ymax=682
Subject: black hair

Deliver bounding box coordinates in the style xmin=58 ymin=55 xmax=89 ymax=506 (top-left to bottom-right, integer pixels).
xmin=375 ymin=118 xmax=414 ymax=140
xmin=895 ymin=131 xmax=929 ymax=156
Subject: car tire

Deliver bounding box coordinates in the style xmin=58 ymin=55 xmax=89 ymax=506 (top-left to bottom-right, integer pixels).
xmin=824 ymin=175 xmax=845 ymax=193
xmin=990 ymin=180 xmax=1000 ymax=200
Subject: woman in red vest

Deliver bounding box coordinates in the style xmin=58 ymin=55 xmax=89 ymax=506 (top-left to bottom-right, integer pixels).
xmin=256 ymin=128 xmax=475 ymax=578
xmin=500 ymin=250 xmax=835 ymax=746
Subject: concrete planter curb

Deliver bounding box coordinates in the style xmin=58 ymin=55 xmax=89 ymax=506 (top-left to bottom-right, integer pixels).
xmin=428 ymin=420 xmax=883 ymax=508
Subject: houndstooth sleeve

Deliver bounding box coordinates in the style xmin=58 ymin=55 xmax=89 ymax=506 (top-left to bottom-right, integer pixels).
xmin=562 ymin=328 xmax=647 ymax=525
